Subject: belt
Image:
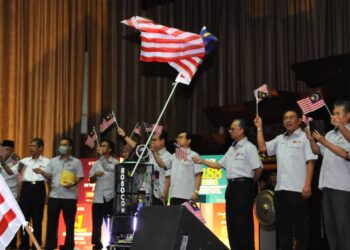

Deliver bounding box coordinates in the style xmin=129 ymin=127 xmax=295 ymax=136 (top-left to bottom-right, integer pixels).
xmin=228 ymin=177 xmax=253 ymax=183
xmin=22 ymin=180 xmax=45 ymax=185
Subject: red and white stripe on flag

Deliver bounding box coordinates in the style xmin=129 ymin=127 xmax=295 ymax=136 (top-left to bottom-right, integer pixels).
xmin=297 ymin=96 xmax=326 ymax=114
xmin=85 ymin=133 xmax=97 ymax=148
xmin=151 ymin=124 xmax=164 ymax=136
xmin=254 ymin=84 xmax=269 ymax=103
xmin=0 ymin=175 xmax=26 ymax=248
xmin=175 ymin=147 xmax=188 ymax=161
xmin=100 ymin=116 xmax=116 ymax=133
xmin=121 ymin=16 xmax=205 ymax=85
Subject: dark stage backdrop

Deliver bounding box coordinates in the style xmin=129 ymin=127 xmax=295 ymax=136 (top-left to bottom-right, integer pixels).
xmin=1 ymin=0 xmax=350 ymax=157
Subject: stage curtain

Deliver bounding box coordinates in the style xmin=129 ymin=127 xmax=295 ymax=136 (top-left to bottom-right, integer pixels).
xmin=0 ymin=0 xmax=86 ymax=157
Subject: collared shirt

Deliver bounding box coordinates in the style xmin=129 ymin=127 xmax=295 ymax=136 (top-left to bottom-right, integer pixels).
xmin=19 ymin=155 xmax=50 ymax=182
xmin=148 ymin=147 xmax=172 ymax=198
xmin=47 ymin=155 xmax=84 ymax=199
xmin=167 ymin=148 xmax=203 ymax=200
xmin=219 ymin=137 xmax=262 ymax=179
xmin=89 ymin=156 xmax=118 ymax=203
xmin=266 ymin=128 xmax=317 ymax=192
xmin=318 ymin=124 xmax=350 ymax=191
xmin=0 ymin=156 xmax=19 ymax=198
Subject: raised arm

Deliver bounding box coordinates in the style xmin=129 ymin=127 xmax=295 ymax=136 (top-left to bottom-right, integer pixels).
xmin=254 ymin=115 xmax=267 ymax=152
xmin=313 ymin=130 xmax=349 ymax=159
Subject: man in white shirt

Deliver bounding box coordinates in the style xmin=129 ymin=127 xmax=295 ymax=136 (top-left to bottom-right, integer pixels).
xmin=17 ymin=138 xmax=50 ymax=250
xmin=89 ymin=139 xmax=118 ymax=250
xmin=307 ymin=100 xmax=350 ymax=250
xmin=193 ymin=119 xmax=263 ymax=250
xmin=149 ymin=131 xmax=172 ymax=205
xmin=255 ymin=110 xmax=317 ymax=250
xmin=44 ymin=137 xmax=84 ymax=250
xmin=165 ymin=131 xmax=203 ymax=205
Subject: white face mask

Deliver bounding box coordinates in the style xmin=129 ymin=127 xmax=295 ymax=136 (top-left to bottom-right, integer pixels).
xmin=58 ymin=145 xmax=68 ymax=155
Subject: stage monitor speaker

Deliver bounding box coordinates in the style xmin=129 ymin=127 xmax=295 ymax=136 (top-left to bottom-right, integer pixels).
xmin=131 ymin=206 xmax=229 ymax=250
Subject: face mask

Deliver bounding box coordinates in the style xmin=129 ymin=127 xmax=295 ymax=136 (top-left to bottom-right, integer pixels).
xmin=58 ymin=145 xmax=68 ymax=155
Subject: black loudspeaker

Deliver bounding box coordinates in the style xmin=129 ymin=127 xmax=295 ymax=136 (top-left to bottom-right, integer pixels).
xmin=131 ymin=206 xmax=229 ymax=250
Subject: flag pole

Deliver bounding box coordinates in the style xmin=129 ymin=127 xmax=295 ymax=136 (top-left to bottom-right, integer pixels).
xmin=324 ymin=104 xmax=333 ymax=117
xmin=93 ymin=126 xmax=100 ymax=147
xmin=316 ymin=91 xmax=332 ymax=116
xmin=111 ymin=111 xmax=120 ymax=128
xmin=130 ymin=122 xmax=139 ymax=138
xmin=131 ymin=82 xmax=179 ymax=177
xmin=25 ymin=225 xmax=42 ymax=250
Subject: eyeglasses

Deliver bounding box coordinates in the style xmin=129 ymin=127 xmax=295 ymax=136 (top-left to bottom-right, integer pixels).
xmin=151 ymin=138 xmax=160 ymax=142
xmin=228 ymin=128 xmax=235 ymax=133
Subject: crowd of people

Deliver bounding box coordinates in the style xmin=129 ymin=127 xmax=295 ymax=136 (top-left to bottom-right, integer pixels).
xmin=1 ymin=100 xmax=350 ymax=250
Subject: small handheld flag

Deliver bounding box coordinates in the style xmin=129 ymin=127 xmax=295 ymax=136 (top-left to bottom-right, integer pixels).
xmin=100 ymin=112 xmax=117 ymax=133
xmin=254 ymin=84 xmax=270 ymax=115
xmin=85 ymin=128 xmax=98 ymax=148
xmin=297 ymin=93 xmax=330 ymax=115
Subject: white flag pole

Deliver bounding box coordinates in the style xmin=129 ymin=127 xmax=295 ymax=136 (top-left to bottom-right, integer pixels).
xmin=25 ymin=225 xmax=42 ymax=250
xmin=93 ymin=126 xmax=100 ymax=147
xmin=130 ymin=122 xmax=139 ymax=138
xmin=111 ymin=111 xmax=120 ymax=128
xmin=316 ymin=91 xmax=332 ymax=116
xmin=131 ymin=81 xmax=179 ymax=177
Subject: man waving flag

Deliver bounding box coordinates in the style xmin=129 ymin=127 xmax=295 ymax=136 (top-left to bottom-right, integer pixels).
xmin=121 ymin=16 xmax=217 ymax=85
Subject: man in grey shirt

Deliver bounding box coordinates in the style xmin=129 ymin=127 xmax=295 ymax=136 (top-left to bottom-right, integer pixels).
xmin=43 ymin=137 xmax=84 ymax=250
xmin=89 ymin=139 xmax=118 ymax=250
xmin=307 ymin=100 xmax=350 ymax=250
xmin=165 ymin=131 xmax=203 ymax=205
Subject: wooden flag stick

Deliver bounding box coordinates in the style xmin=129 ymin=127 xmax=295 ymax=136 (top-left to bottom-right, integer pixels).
xmin=93 ymin=126 xmax=100 ymax=147
xmin=25 ymin=225 xmax=42 ymax=250
xmin=131 ymin=81 xmax=179 ymax=177
xmin=111 ymin=111 xmax=120 ymax=128
xmin=129 ymin=122 xmax=139 ymax=138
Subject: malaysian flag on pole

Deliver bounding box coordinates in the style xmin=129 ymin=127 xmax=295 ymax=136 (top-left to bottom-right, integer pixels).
xmin=297 ymin=94 xmax=326 ymax=114
xmin=85 ymin=129 xmax=98 ymax=148
xmin=254 ymin=84 xmax=269 ymax=103
xmin=121 ymin=16 xmax=217 ymax=85
xmin=182 ymin=200 xmax=206 ymax=224
xmin=151 ymin=124 xmax=163 ymax=136
xmin=0 ymin=174 xmax=26 ymax=248
xmin=100 ymin=112 xmax=117 ymax=133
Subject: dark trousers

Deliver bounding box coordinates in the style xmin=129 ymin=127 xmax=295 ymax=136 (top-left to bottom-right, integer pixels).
xmin=19 ymin=181 xmax=46 ymax=249
xmin=91 ymin=199 xmax=114 ymax=250
xmin=226 ymin=180 xmax=255 ymax=250
xmin=152 ymin=195 xmax=165 ymax=206
xmin=322 ymin=188 xmax=350 ymax=250
xmin=170 ymin=197 xmax=188 ymax=205
xmin=275 ymin=190 xmax=309 ymax=250
xmin=45 ymin=198 xmax=77 ymax=250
